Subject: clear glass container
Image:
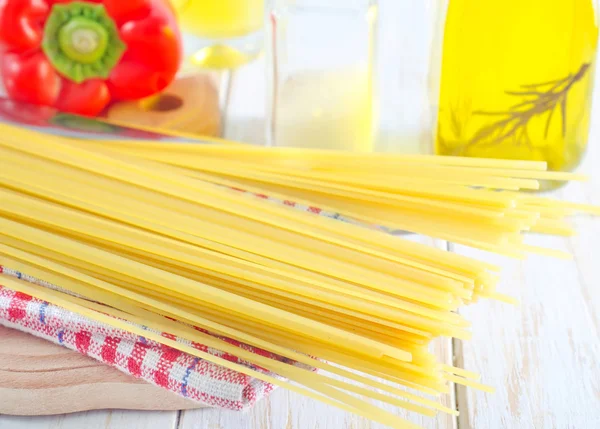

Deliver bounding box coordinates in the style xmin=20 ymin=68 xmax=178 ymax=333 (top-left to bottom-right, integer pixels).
xmin=375 ymin=0 xmax=448 ymax=154
xmin=266 ymin=0 xmax=378 ymax=151
xmin=435 ymin=0 xmax=599 ymax=183
xmin=171 ymin=0 xmax=266 ymax=69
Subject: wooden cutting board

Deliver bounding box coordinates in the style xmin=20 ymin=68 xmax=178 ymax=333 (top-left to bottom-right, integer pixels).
xmin=0 ymin=326 xmax=204 ymax=416
xmin=104 ymin=72 xmax=222 ymax=138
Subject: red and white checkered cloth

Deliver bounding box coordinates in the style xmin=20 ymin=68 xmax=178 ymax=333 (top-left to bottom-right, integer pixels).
xmin=0 ymin=266 xmax=308 ymax=410
xmin=0 ymin=190 xmax=391 ymax=410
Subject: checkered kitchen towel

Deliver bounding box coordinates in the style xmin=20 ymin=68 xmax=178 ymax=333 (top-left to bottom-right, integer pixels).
xmin=0 ymin=265 xmax=309 ymax=410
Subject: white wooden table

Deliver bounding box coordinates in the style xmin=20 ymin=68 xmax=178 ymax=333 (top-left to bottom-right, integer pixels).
xmin=1 ymin=1 xmax=600 ymax=427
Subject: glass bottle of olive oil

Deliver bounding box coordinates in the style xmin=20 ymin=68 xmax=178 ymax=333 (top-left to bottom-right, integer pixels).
xmin=436 ymin=0 xmax=598 ymax=187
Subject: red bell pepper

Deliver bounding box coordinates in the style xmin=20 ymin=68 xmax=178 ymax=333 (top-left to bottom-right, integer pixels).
xmin=0 ymin=0 xmax=182 ymax=116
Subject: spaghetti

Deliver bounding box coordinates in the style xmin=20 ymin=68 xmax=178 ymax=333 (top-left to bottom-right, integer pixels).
xmin=0 ymin=122 xmax=595 ymax=428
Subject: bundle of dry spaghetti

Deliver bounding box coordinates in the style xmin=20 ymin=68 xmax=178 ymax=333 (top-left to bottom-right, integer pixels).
xmin=0 ymin=123 xmax=597 ymax=428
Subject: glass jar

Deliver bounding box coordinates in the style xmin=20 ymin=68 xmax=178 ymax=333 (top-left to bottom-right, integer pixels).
xmin=266 ymin=0 xmax=378 ymax=151
xmin=376 ymin=0 xmax=448 ymax=154
xmin=435 ymin=0 xmax=599 ymax=183
xmin=171 ymin=0 xmax=266 ymax=69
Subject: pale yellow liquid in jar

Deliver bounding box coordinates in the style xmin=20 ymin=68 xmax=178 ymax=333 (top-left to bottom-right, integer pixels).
xmin=274 ymin=69 xmax=374 ymax=152
xmin=436 ymin=0 xmax=598 ymax=182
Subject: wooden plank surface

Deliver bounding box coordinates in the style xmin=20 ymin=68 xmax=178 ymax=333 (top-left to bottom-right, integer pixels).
xmin=454 ymin=152 xmax=600 ymax=427
xmin=453 ymin=75 xmax=600 ymax=428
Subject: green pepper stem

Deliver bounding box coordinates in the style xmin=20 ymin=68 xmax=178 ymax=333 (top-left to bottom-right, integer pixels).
xmin=42 ymin=2 xmax=127 ymax=83
xmin=58 ymin=17 xmax=109 ymax=64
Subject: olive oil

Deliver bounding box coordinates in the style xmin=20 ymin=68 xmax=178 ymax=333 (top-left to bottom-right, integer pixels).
xmin=170 ymin=0 xmax=265 ymax=69
xmin=175 ymin=0 xmax=264 ymax=39
xmin=436 ymin=0 xmax=598 ymax=186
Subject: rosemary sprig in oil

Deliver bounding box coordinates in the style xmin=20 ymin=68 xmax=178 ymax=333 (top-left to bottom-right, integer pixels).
xmin=465 ymin=63 xmax=591 ymax=150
